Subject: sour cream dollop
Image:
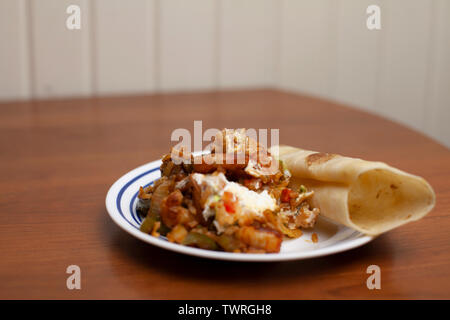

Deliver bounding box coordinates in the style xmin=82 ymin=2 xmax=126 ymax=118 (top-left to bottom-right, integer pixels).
xmin=191 ymin=173 xmax=277 ymax=223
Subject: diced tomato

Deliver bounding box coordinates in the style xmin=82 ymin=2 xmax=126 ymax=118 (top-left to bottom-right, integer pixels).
xmin=223 ymin=191 xmax=236 ymax=214
xmin=281 ymin=188 xmax=292 ymax=203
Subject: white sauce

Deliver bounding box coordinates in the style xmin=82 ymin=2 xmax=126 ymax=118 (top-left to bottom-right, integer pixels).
xmin=191 ymin=172 xmax=277 ymax=224
xmin=224 ymin=182 xmax=276 ymax=216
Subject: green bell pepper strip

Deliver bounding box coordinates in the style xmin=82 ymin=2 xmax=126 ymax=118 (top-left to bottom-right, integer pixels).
xmin=182 ymin=232 xmax=219 ymax=250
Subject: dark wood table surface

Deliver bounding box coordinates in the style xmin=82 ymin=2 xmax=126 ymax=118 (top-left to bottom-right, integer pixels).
xmin=1 ymin=89 xmax=449 ymax=299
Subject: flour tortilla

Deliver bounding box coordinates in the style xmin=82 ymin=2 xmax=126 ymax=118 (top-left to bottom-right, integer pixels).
xmin=271 ymin=145 xmax=435 ymax=235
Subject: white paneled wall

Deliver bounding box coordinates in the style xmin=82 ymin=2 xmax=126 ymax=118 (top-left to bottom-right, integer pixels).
xmin=279 ymin=0 xmax=338 ymax=99
xmin=425 ymin=0 xmax=450 ymax=148
xmin=159 ymin=0 xmax=216 ymax=91
xmin=0 ymin=0 xmax=449 ymax=147
xmin=219 ymin=0 xmax=277 ymax=88
xmin=0 ymin=0 xmax=29 ymax=100
xmin=334 ymin=0 xmax=382 ymax=112
xmin=94 ymin=0 xmax=156 ymax=94
xmin=375 ymin=0 xmax=434 ymax=132
xmin=30 ymin=0 xmax=92 ymax=98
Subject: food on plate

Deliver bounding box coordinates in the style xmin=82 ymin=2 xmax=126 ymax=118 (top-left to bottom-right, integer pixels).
xmin=271 ymin=145 xmax=435 ymax=235
xmin=137 ymin=129 xmax=320 ymax=253
xmin=136 ymin=129 xmax=436 ymax=254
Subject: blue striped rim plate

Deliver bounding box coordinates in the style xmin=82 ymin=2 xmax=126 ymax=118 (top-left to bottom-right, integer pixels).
xmin=105 ymin=159 xmax=375 ymax=262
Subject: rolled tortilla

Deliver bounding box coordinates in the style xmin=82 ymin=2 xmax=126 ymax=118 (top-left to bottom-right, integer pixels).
xmin=271 ymin=145 xmax=435 ymax=235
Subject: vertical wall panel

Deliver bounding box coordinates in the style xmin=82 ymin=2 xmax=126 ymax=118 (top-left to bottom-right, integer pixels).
xmin=425 ymin=0 xmax=450 ymax=147
xmin=0 ymin=0 xmax=30 ymax=100
xmin=375 ymin=0 xmax=433 ymax=132
xmin=279 ymin=0 xmax=337 ymax=99
xmin=159 ymin=0 xmax=217 ymax=91
xmin=218 ymin=0 xmax=277 ymax=88
xmin=30 ymin=0 xmax=92 ymax=98
xmin=334 ymin=0 xmax=382 ymax=112
xmin=94 ymin=0 xmax=155 ymax=95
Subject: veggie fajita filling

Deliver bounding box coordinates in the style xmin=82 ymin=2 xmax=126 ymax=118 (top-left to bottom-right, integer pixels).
xmin=137 ymin=129 xmax=319 ymax=253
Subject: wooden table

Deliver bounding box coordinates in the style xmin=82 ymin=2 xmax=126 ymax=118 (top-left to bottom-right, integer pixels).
xmin=1 ymin=89 xmax=449 ymax=299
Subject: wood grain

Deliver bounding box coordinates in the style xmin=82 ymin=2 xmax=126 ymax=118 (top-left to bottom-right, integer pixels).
xmin=0 ymin=89 xmax=449 ymax=299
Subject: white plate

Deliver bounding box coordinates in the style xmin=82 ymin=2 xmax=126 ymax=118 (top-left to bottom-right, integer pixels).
xmin=106 ymin=159 xmax=375 ymax=262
